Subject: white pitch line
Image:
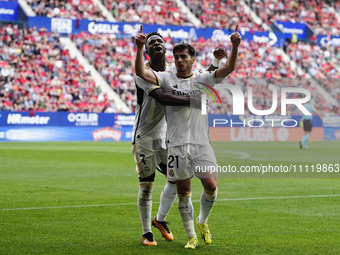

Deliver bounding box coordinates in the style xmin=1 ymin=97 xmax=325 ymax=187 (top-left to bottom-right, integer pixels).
xmin=1 ymin=194 xmax=340 ymax=211
xmin=222 ymin=150 xmax=250 ymax=159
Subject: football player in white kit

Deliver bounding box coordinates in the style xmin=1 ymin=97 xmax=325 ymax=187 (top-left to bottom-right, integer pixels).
xmin=135 ymin=25 xmax=241 ymax=249
xmin=133 ymin=27 xmax=227 ymax=246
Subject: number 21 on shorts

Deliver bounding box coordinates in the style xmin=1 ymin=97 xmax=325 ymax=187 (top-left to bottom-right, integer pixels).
xmin=168 ymin=155 xmax=179 ymax=168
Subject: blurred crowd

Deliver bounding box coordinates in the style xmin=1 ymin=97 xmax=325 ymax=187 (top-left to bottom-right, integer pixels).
xmin=246 ymin=0 xmax=340 ymax=35
xmin=186 ymin=0 xmax=264 ymax=31
xmin=193 ymin=38 xmax=299 ymax=79
xmin=72 ymin=31 xmax=136 ymax=111
xmin=0 ymin=26 xmax=113 ymax=112
xmin=288 ymin=41 xmax=340 ymax=79
xmin=107 ymin=0 xmax=193 ymax=26
xmin=27 ymin=0 xmax=107 ymax=21
xmin=1 ymin=0 xmax=339 ymax=115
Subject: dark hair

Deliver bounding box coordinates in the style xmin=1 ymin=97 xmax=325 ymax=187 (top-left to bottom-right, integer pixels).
xmin=146 ymin=32 xmax=164 ymax=41
xmin=173 ymin=42 xmax=196 ymax=58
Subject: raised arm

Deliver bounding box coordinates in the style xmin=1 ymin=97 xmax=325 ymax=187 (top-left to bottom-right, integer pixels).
xmin=215 ymin=25 xmax=242 ymax=82
xmin=206 ymin=47 xmax=227 ymax=72
xmin=135 ymin=25 xmax=158 ymax=85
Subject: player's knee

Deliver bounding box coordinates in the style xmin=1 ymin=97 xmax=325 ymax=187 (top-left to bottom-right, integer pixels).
xmin=176 ymin=179 xmax=191 ymax=196
xmin=138 ymin=179 xmax=154 ymax=207
xmin=207 ymin=184 xmax=217 ymax=193
xmin=176 ymin=182 xmax=191 ymax=196
xmin=202 ymin=178 xmax=217 ymax=193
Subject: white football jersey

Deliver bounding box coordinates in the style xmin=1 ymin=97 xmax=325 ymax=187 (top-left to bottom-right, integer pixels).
xmin=152 ymin=70 xmax=218 ymax=147
xmin=132 ymin=62 xmax=177 ymax=143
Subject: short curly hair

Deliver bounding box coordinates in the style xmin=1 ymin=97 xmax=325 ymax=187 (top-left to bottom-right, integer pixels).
xmin=145 ymin=32 xmax=164 ymax=50
xmin=146 ymin=32 xmax=164 ymax=41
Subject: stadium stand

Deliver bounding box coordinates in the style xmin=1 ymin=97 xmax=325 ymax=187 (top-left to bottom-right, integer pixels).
xmin=108 ymin=0 xmax=193 ymax=26
xmin=246 ymin=0 xmax=340 ymax=35
xmin=1 ymin=0 xmax=339 ymax=115
xmin=185 ymin=0 xmax=265 ymax=31
xmin=288 ymin=41 xmax=340 ymax=79
xmin=0 ymin=26 xmax=111 ymax=112
xmin=26 ymin=0 xmax=108 ymax=21
xmin=193 ymin=38 xmax=299 ymax=78
xmin=71 ymin=31 xmax=137 ymax=112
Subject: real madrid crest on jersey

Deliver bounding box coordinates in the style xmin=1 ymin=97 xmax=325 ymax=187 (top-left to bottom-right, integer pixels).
xmin=169 ymin=169 xmax=175 ymax=177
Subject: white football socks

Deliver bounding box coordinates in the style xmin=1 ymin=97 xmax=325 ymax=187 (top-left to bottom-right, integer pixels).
xmin=178 ymin=193 xmax=197 ymax=238
xmin=137 ymin=182 xmax=154 ymax=234
xmin=156 ymin=181 xmax=177 ymax=222
xmin=198 ymin=188 xmax=218 ymax=224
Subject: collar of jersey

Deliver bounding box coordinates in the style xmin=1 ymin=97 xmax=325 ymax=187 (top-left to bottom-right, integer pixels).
xmin=177 ymin=73 xmax=193 ymax=79
xmin=149 ymin=61 xmax=166 ymax=72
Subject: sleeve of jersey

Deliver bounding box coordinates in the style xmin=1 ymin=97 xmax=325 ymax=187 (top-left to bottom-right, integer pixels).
xmin=201 ymin=70 xmax=218 ymax=87
xmin=151 ymin=71 xmax=167 ymax=90
xmin=135 ymin=75 xmax=160 ymax=95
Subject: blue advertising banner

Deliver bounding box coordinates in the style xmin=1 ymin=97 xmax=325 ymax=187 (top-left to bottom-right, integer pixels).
xmin=276 ymin=21 xmax=306 ymax=40
xmin=324 ymin=127 xmax=340 ymax=140
xmin=0 ymin=1 xmax=18 ymax=21
xmin=0 ymin=112 xmax=134 ymax=127
xmin=28 ymin=17 xmax=286 ymax=47
xmin=276 ymin=21 xmax=306 ymax=39
xmin=317 ymin=35 xmax=340 ymax=47
xmin=323 ymin=115 xmax=340 ymax=127
xmin=2 ymin=112 xmax=339 ymax=141
xmin=208 ymin=115 xmax=323 ymax=128
xmin=1 ymin=112 xmax=326 ymax=128
xmin=0 ymin=126 xmax=132 ymax=141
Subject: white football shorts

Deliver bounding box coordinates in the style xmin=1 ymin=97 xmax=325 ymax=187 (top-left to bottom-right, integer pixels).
xmin=132 ymin=139 xmax=168 ymax=178
xmin=167 ymin=144 xmax=217 ymax=182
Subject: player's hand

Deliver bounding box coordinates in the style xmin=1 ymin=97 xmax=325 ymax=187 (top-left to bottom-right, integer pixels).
xmin=135 ymin=25 xmax=146 ymax=49
xmin=230 ymin=25 xmax=242 ymax=47
xmin=213 ymin=47 xmax=227 ymax=60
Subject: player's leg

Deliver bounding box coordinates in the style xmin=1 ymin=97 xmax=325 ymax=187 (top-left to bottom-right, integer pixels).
xmin=154 ymin=163 xmax=177 ymax=224
xmin=199 ymin=178 xmax=218 ymax=223
xmin=177 ymin=178 xmax=198 ymax=249
xmin=301 ymin=120 xmax=312 ymax=149
xmin=168 ymin=145 xmax=198 ymax=249
xmin=152 ymin=180 xmax=176 ymax=241
xmin=194 ymin=144 xmax=218 ymax=244
xmin=303 ymin=131 xmax=311 ymax=148
xmin=132 ymin=143 xmax=157 ymax=246
xmin=152 ymin=140 xmax=176 ymax=241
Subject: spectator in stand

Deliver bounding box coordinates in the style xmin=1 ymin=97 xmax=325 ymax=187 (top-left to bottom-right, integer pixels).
xmin=110 ymin=0 xmax=193 ymax=26
xmin=27 ymin=0 xmax=107 ymax=21
xmin=186 ymin=0 xmax=264 ymax=31
xmin=288 ymin=41 xmax=340 ymax=79
xmin=246 ymin=0 xmax=340 ymax=35
xmin=0 ymin=26 xmax=113 ymax=113
xmin=72 ymin=31 xmax=137 ymax=111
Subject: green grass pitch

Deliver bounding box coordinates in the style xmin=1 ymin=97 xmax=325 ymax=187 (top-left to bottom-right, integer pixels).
xmin=1 ymin=141 xmax=339 ymax=254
